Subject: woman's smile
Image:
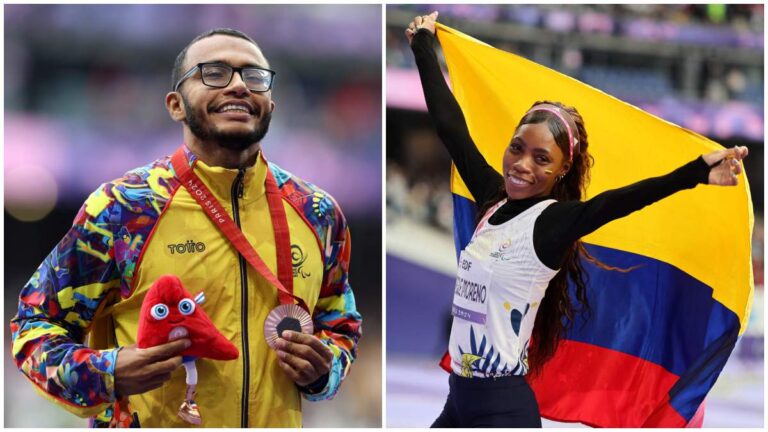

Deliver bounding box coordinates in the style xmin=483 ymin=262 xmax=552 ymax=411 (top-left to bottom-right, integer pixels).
xmin=506 ymin=171 xmax=533 ymax=187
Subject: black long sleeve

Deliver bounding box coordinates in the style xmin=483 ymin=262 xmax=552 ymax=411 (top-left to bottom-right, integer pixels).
xmin=534 ymin=156 xmax=711 ymax=269
xmin=411 ymin=30 xmax=503 ymax=206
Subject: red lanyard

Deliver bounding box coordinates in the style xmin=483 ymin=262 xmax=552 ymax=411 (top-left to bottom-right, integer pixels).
xmin=171 ymin=145 xmax=307 ymax=312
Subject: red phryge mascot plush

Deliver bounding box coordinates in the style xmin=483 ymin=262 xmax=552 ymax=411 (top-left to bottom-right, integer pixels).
xmin=137 ymin=275 xmax=238 ymax=425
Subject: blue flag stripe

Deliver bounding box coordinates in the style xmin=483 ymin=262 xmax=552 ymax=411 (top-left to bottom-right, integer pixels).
xmin=572 ymin=244 xmax=740 ymax=376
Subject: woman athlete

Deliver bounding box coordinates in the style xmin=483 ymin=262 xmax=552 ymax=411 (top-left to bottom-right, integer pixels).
xmin=406 ymin=12 xmax=749 ymax=428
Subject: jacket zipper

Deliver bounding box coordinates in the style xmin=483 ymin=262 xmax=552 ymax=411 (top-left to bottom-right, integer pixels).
xmin=231 ymin=169 xmax=248 ymax=427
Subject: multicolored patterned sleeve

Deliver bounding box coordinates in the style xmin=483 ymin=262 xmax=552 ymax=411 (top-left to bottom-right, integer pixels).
xmin=10 ymin=184 xmax=122 ymax=417
xmin=302 ymin=195 xmax=362 ymax=401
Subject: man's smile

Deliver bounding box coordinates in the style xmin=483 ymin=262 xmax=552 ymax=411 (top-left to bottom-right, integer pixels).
xmin=211 ymin=100 xmax=257 ymax=121
xmin=214 ymin=99 xmax=253 ymax=112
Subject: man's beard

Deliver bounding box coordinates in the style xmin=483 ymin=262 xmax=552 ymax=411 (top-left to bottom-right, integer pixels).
xmin=182 ymin=94 xmax=271 ymax=152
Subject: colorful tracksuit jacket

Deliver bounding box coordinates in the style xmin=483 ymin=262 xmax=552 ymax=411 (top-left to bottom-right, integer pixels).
xmin=10 ymin=146 xmax=362 ymax=427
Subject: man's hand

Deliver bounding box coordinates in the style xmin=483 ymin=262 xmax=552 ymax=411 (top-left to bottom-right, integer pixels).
xmin=275 ymin=331 xmax=333 ymax=387
xmin=114 ymin=338 xmax=189 ymax=397
xmin=702 ymin=145 xmax=749 ymax=186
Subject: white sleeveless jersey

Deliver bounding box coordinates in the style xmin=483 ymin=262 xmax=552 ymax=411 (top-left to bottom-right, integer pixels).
xmin=449 ymin=199 xmax=559 ymax=378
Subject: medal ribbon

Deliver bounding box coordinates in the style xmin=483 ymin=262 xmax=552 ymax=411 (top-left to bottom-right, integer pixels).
xmin=171 ymin=145 xmax=306 ymax=312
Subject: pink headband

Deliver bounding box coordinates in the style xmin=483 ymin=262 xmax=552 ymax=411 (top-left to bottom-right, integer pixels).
xmin=525 ymin=104 xmax=579 ymax=161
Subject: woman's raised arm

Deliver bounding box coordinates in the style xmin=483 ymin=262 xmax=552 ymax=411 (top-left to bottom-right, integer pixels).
xmin=408 ymin=12 xmax=503 ymax=206
xmin=534 ymin=146 xmax=749 ymax=269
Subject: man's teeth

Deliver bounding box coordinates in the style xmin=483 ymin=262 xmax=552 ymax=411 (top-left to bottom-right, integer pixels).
xmin=219 ymin=104 xmax=250 ymax=113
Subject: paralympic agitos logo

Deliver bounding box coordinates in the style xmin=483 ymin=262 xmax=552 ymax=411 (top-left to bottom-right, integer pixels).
xmin=292 ymin=244 xmax=311 ymax=279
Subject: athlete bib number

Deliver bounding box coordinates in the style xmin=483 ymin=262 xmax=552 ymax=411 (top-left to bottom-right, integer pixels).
xmin=452 ymin=251 xmax=491 ymax=325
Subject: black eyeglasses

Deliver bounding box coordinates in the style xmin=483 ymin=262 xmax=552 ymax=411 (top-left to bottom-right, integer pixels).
xmin=174 ymin=62 xmax=276 ymax=93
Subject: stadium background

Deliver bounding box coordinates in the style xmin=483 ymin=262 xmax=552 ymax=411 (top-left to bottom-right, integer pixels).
xmin=386 ymin=4 xmax=763 ymax=427
xmin=4 ymin=4 xmax=381 ymax=427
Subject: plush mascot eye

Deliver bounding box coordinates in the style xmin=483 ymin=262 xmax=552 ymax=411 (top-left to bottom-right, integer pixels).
xmin=150 ymin=303 xmax=169 ymax=320
xmin=178 ymin=298 xmax=196 ymax=316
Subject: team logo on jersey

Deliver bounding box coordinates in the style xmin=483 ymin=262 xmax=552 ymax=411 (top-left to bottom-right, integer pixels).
xmin=292 ymin=244 xmax=311 ymax=278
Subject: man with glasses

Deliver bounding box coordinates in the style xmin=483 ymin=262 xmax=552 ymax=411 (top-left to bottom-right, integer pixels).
xmin=11 ymin=28 xmax=361 ymax=427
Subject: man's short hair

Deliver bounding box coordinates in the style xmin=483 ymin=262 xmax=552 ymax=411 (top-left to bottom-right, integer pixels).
xmin=171 ymin=28 xmax=262 ymax=90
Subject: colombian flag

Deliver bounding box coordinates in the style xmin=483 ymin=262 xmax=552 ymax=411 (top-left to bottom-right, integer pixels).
xmin=436 ymin=24 xmax=754 ymax=427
